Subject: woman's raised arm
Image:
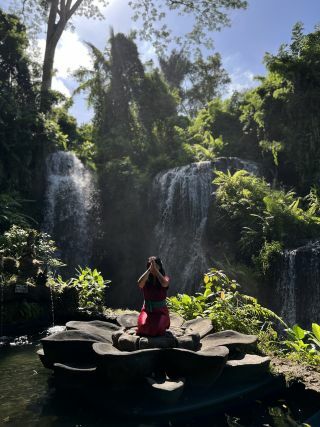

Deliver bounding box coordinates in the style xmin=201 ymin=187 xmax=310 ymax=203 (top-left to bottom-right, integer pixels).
xmin=137 ymin=267 xmax=150 ymax=288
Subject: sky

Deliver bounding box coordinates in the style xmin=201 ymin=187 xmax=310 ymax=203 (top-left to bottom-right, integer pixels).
xmin=1 ymin=0 xmax=320 ymax=123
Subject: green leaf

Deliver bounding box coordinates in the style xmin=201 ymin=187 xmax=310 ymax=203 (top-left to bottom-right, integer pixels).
xmin=312 ymin=323 xmax=320 ymax=341
xmin=292 ymin=324 xmax=306 ymax=340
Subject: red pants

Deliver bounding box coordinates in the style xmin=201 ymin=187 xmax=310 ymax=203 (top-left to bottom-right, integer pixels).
xmin=136 ymin=306 xmax=170 ymax=337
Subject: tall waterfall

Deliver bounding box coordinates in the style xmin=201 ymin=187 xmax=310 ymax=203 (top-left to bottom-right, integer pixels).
xmin=151 ymin=157 xmax=260 ymax=295
xmin=276 ymin=242 xmax=320 ymax=326
xmin=43 ymin=151 xmax=97 ymax=272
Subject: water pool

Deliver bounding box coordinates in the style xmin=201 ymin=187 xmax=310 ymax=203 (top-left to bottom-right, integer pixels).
xmin=0 ymin=339 xmax=319 ymax=427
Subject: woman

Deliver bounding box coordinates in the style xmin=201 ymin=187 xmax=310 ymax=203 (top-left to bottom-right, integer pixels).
xmin=136 ymin=256 xmax=170 ymax=337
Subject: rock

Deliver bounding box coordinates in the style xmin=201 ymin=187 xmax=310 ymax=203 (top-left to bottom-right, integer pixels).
xmin=176 ymin=333 xmax=200 ymax=351
xmin=41 ymin=330 xmax=106 ymax=365
xmin=93 ymin=342 xmax=161 ymax=384
xmin=145 ymin=376 xmax=185 ymax=404
xmin=112 ymin=330 xmax=124 ymax=347
xmin=184 ymin=318 xmax=213 ymax=338
xmin=66 ymin=320 xmax=120 ymax=343
xmin=166 ymin=327 xmax=184 ymax=337
xmin=139 ymin=335 xmax=177 ymax=350
xmin=117 ymin=313 xmax=139 ymax=328
xmin=117 ymin=333 xmax=139 ymax=351
xmin=200 ymin=330 xmax=257 ymax=352
xmin=169 ymin=313 xmax=185 ymax=328
xmin=164 ymin=346 xmax=229 ymax=388
xmin=218 ymin=354 xmax=271 ymax=384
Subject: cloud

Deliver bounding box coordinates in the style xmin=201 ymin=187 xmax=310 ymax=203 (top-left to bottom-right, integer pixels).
xmin=226 ymin=69 xmax=256 ymax=95
xmin=38 ymin=30 xmax=92 ymax=80
xmin=51 ymin=77 xmax=71 ymax=97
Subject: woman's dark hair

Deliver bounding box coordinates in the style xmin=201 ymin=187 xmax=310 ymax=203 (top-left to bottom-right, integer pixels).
xmin=146 ymin=256 xmax=165 ymax=286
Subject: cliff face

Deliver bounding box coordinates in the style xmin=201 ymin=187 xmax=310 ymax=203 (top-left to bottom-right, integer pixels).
xmin=273 ymin=241 xmax=320 ymax=327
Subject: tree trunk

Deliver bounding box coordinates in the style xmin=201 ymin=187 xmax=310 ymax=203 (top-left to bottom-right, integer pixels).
xmin=40 ymin=0 xmax=62 ymax=112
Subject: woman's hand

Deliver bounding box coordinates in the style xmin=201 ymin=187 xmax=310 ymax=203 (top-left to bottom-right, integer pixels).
xmin=150 ymin=259 xmax=158 ymax=275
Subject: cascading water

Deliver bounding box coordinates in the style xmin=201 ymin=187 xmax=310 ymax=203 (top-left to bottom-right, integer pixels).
xmin=275 ymin=250 xmax=297 ymax=326
xmin=275 ymin=242 xmax=320 ymax=326
xmin=43 ymin=151 xmax=97 ymax=274
xmin=151 ymin=157 xmax=260 ymax=295
xmin=0 ymin=275 xmax=4 ymax=337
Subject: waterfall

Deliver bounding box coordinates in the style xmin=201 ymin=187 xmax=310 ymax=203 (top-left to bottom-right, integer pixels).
xmin=276 ymin=250 xmax=297 ymax=326
xmin=276 ymin=242 xmax=320 ymax=327
xmin=43 ymin=151 xmax=97 ymax=273
xmin=151 ymin=157 xmax=260 ymax=295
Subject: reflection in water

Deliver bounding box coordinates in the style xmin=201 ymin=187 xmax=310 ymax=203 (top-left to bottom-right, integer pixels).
xmin=0 ymin=341 xmax=319 ymax=426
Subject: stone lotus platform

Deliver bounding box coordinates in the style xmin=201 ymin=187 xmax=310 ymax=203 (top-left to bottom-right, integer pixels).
xmin=38 ymin=314 xmax=271 ymax=403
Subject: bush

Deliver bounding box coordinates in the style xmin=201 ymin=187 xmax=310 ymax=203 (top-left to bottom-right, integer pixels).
xmin=69 ymin=266 xmax=111 ymax=311
xmin=0 ymin=225 xmax=63 ymax=269
xmin=167 ymin=268 xmax=283 ymax=334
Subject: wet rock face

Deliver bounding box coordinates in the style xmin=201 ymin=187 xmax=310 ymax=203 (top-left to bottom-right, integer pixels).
xmin=274 ymin=241 xmax=320 ymax=327
xmin=38 ymin=315 xmax=270 ymax=401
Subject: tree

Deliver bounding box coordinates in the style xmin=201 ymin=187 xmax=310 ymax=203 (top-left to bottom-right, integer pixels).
xmin=8 ymin=0 xmax=108 ymax=110
xmin=159 ymin=49 xmax=230 ymax=115
xmin=185 ymin=52 xmax=231 ymax=115
xmin=8 ymin=0 xmax=247 ymax=111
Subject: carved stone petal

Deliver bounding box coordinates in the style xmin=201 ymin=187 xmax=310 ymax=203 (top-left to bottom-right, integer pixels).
xmin=41 ymin=330 xmax=105 ymax=365
xmin=219 ymin=354 xmax=271 ymax=383
xmin=145 ymin=376 xmax=185 ymax=404
xmin=164 ymin=346 xmax=229 ymax=388
xmin=200 ymin=330 xmax=257 ymax=352
xmin=117 ymin=313 xmax=139 ymax=328
xmin=93 ymin=342 xmax=161 ymax=384
xmin=184 ymin=318 xmax=213 ymax=338
xmin=66 ymin=320 xmax=120 ymax=343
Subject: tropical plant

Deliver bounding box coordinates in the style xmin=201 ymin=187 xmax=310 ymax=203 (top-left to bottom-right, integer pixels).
xmin=167 ymin=268 xmax=283 ymax=334
xmin=282 ymin=323 xmax=320 ymax=365
xmin=69 ymin=266 xmax=111 ymax=311
xmin=0 ymin=225 xmax=63 ymax=269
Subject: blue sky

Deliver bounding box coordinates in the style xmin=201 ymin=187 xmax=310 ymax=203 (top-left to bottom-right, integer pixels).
xmin=1 ymin=0 xmax=320 ymax=123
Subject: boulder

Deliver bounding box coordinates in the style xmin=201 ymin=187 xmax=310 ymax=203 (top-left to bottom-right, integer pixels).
xmin=184 ymin=318 xmax=213 ymax=338
xmin=41 ymin=330 xmax=106 ymax=365
xmin=117 ymin=333 xmax=139 ymax=351
xmin=145 ymin=376 xmax=185 ymax=404
xmin=117 ymin=313 xmax=139 ymax=328
xmin=93 ymin=342 xmax=161 ymax=384
xmin=166 ymin=327 xmax=184 ymax=337
xmin=66 ymin=320 xmax=119 ymax=343
xmin=112 ymin=330 xmax=124 ymax=347
xmin=164 ymin=346 xmax=229 ymax=388
xmin=176 ymin=333 xmax=200 ymax=351
xmin=139 ymin=335 xmax=177 ymax=350
xmin=200 ymin=330 xmax=257 ymax=353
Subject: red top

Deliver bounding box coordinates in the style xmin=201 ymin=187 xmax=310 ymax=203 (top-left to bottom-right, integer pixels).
xmin=142 ymin=275 xmax=169 ymax=301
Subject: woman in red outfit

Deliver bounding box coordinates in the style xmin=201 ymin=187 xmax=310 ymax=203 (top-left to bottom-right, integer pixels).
xmin=136 ymin=256 xmax=170 ymax=337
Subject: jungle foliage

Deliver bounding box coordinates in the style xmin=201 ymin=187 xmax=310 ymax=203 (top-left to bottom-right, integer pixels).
xmin=168 ymin=268 xmax=320 ymax=367
xmin=211 ymin=170 xmax=320 ymax=274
